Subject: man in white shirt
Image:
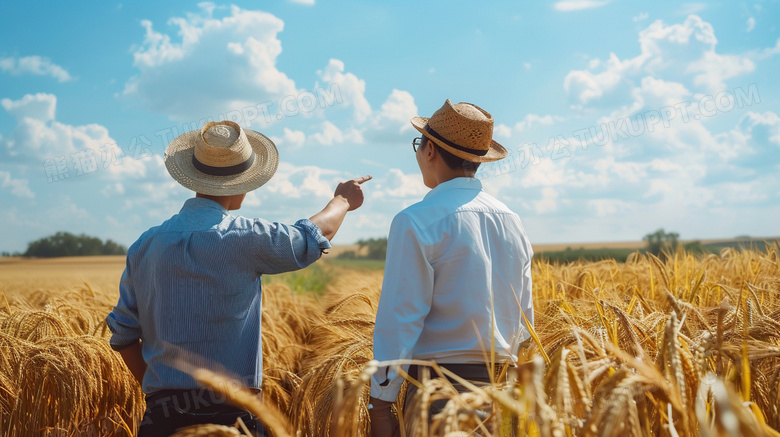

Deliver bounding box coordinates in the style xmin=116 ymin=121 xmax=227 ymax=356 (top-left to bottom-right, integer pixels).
xmin=368 ymin=99 xmax=534 ymax=436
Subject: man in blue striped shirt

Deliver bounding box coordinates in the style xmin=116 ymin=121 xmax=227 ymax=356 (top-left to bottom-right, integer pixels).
xmin=106 ymin=121 xmax=370 ymax=436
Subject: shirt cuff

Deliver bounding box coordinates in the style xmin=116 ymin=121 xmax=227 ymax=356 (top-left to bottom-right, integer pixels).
xmin=110 ymin=341 xmax=138 ymax=351
xmin=369 ymin=372 xmax=406 ymax=402
xmin=294 ymin=218 xmax=332 ymax=253
xmin=106 ymin=313 xmax=141 ymax=348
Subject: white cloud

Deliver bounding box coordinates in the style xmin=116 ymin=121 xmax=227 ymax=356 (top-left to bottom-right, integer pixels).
xmin=46 ymin=195 xmax=90 ymax=222
xmin=115 ymin=179 xmax=188 ymax=221
xmin=564 ymin=15 xmax=756 ymax=107
xmin=677 ymin=3 xmax=706 ymax=15
xmin=636 ymin=76 xmax=691 ymax=108
xmin=270 ymin=128 xmax=306 ymax=150
xmin=0 ymin=56 xmax=73 ymax=82
xmin=644 ymin=179 xmax=674 ymax=198
xmin=309 ymin=121 xmax=363 ymax=146
xmin=263 ymin=162 xmax=340 ymax=200
xmin=542 ymin=105 xmax=780 ymax=232
xmin=686 ymin=52 xmax=755 ymax=91
xmin=514 ymin=114 xmax=561 ymax=132
xmin=758 ymin=38 xmax=780 ymax=59
xmin=494 ymin=124 xmax=512 ymax=138
xmin=633 ymin=13 xmax=649 ymax=22
xmin=243 ymin=190 xmax=262 ymax=207
xmin=123 ymin=4 xmax=298 ymax=121
xmin=317 ymin=59 xmax=372 ymax=123
xmin=564 ymin=53 xmax=638 ymax=106
xmin=588 ymin=199 xmax=630 ymax=217
xmin=0 ymin=171 xmax=34 ymax=198
xmin=712 ymin=111 xmax=780 ymax=168
xmin=746 ymin=17 xmax=756 ymax=32
xmin=372 ymin=168 xmax=427 ymax=199
xmin=648 ymin=159 xmax=684 ymax=173
xmin=554 ymin=1 xmax=608 ymax=12
xmin=0 ymin=92 xmax=158 ymax=184
xmin=593 ymin=156 xmax=646 ymax=183
xmin=1 ymin=114 xmax=114 ymax=161
xmin=716 ymin=180 xmax=770 ymax=204
xmin=101 ymin=182 xmax=125 ymax=197
xmin=373 ymin=89 xmax=417 ymax=134
xmin=289 ymin=0 xmax=315 ymax=4
xmin=105 ymin=213 xmax=142 ymax=231
xmin=534 ymin=187 xmax=558 ymax=214
xmin=358 ymin=89 xmax=420 ymax=146
xmin=590 ymin=76 xmax=691 ymax=125
xmin=520 ymin=159 xmax=573 ymax=188
xmin=1 ymin=93 xmax=57 ymax=121
xmin=104 ymin=148 xmax=163 ymax=180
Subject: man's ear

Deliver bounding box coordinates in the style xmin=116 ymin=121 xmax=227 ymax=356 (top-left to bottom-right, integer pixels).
xmin=424 ymin=141 xmax=437 ymax=161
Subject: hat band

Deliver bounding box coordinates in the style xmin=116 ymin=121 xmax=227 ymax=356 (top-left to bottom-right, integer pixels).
xmin=192 ymin=152 xmax=256 ymax=176
xmin=424 ymin=125 xmax=489 ymax=157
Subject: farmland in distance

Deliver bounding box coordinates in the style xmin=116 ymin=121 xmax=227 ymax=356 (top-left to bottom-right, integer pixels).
xmin=1 ymin=245 xmax=779 ymax=436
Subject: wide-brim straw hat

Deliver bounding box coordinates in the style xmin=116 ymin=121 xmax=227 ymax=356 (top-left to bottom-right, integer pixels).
xmin=411 ymin=99 xmax=507 ymax=163
xmin=165 ymin=120 xmax=279 ymax=196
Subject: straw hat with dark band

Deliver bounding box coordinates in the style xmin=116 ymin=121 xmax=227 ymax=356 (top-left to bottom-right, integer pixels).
xmin=411 ymin=99 xmax=507 ymax=163
xmin=165 ymin=120 xmax=279 ymax=196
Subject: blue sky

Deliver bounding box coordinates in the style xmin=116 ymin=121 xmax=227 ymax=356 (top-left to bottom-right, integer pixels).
xmin=1 ymin=0 xmax=779 ymax=253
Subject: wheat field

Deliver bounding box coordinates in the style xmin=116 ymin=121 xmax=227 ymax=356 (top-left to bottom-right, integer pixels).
xmin=1 ymin=246 xmax=779 ymax=436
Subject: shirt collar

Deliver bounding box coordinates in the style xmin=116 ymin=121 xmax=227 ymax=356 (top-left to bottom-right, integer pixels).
xmin=180 ymin=197 xmax=229 ymax=215
xmin=423 ymin=177 xmax=483 ymax=201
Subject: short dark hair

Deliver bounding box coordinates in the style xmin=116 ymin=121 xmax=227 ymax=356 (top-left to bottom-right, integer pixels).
xmin=421 ymin=136 xmax=481 ymax=172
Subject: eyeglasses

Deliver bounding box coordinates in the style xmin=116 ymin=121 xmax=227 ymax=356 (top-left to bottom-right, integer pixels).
xmin=412 ymin=137 xmax=423 ymax=152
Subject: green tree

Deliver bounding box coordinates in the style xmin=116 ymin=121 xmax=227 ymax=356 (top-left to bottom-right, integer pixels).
xmin=23 ymin=232 xmax=127 ymax=258
xmin=356 ymin=237 xmax=388 ymax=260
xmin=642 ymin=228 xmax=680 ymax=258
xmin=338 ymin=238 xmax=388 ymax=260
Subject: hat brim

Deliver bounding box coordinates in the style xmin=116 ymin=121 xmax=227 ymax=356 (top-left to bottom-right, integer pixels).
xmin=410 ymin=116 xmax=507 ymax=163
xmin=165 ymin=129 xmax=279 ymax=196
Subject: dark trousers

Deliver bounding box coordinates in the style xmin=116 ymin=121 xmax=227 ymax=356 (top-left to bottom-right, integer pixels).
xmin=404 ymin=364 xmax=498 ymax=415
xmin=138 ymin=388 xmax=265 ymax=437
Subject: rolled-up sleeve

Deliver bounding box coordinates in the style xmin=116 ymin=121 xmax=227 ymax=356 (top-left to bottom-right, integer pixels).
xmin=294 ymin=218 xmax=332 ymax=253
xmin=106 ymin=267 xmax=142 ymax=350
xmin=251 ymin=218 xmax=332 ymax=274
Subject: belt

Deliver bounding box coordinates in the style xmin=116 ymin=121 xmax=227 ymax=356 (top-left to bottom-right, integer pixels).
xmin=145 ymin=387 xmax=260 ymax=416
xmin=407 ymin=363 xmax=515 ymax=383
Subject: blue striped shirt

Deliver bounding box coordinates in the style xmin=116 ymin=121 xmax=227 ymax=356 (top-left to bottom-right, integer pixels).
xmin=106 ymin=197 xmax=330 ymax=393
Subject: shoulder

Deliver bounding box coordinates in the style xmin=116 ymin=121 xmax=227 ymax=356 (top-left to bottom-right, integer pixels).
xmin=391 ymin=200 xmax=429 ymax=231
xmin=474 ymin=190 xmax=516 ymax=215
xmin=219 ymin=215 xmax=308 ymax=239
xmin=223 ymin=214 xmax=260 ymax=230
xmin=127 ymin=223 xmax=162 ymax=253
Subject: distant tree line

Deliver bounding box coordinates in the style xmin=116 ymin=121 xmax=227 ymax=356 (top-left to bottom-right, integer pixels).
xmin=642 ymin=228 xmax=714 ymax=260
xmin=337 ymin=238 xmax=388 ymax=260
xmin=331 ymin=229 xmax=750 ymax=265
xmin=534 ymin=229 xmax=717 ymax=264
xmin=534 ymin=247 xmax=638 ymax=264
xmin=2 ymin=232 xmax=128 ymax=258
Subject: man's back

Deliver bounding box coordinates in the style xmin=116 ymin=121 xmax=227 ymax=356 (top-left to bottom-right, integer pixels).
xmin=373 ymin=177 xmax=534 ymax=401
xmin=107 ymin=120 xmax=370 ymax=435
xmin=107 ymin=197 xmax=328 ymax=393
xmin=394 ymin=177 xmax=533 ymax=362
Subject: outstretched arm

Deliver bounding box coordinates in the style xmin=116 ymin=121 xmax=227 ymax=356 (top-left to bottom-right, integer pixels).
xmin=309 ymin=175 xmax=372 ymax=241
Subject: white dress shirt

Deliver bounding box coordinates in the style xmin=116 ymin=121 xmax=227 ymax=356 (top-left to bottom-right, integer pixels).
xmin=370 ymin=177 xmax=534 ymax=401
